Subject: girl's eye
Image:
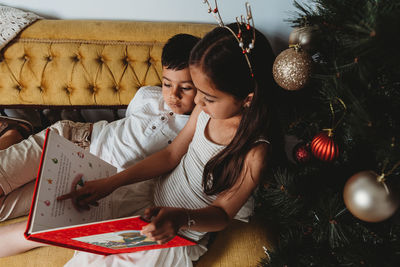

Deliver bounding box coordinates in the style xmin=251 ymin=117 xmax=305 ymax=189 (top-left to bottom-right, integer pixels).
xmin=163 ymin=83 xmax=171 ymax=88
xmin=204 ymin=97 xmax=215 ymax=103
xmin=181 ymin=87 xmax=193 ymax=91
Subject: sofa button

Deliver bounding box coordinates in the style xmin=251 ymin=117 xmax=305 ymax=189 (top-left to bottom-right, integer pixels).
xmin=169 ymin=112 xmax=174 ymax=116
xmin=161 ymin=116 xmax=165 ymax=121
xmin=47 ymin=56 xmax=52 ymax=62
xmin=86 ymin=85 xmax=93 ymax=92
xmin=168 ymin=140 xmax=172 ymax=144
xmin=152 ymin=125 xmax=156 ymax=130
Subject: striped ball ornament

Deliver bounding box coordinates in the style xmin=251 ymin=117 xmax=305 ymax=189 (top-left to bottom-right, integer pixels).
xmin=311 ymin=131 xmax=339 ymax=162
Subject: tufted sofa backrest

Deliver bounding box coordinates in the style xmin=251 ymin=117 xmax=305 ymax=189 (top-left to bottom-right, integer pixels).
xmin=0 ymin=20 xmax=215 ymax=108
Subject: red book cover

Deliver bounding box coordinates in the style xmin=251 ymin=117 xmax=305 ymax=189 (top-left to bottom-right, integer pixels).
xmin=24 ymin=129 xmax=196 ymax=255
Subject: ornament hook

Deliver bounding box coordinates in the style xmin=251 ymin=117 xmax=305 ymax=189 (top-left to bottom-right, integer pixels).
xmin=324 ymin=97 xmax=347 ymax=135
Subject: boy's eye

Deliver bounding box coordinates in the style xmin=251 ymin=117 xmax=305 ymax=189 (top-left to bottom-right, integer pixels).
xmin=181 ymin=87 xmax=193 ymax=91
xmin=163 ymin=83 xmax=171 ymax=88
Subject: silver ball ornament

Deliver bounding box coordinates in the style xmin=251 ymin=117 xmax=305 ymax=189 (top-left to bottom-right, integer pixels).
xmin=288 ymin=27 xmax=302 ymax=45
xmin=288 ymin=26 xmax=318 ymax=52
xmin=343 ymin=170 xmax=399 ymax=223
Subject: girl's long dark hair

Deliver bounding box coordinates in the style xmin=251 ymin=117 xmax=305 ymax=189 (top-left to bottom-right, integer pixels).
xmin=190 ymin=23 xmax=282 ymax=195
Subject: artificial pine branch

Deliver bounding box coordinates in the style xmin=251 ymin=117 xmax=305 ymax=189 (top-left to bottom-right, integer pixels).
xmin=256 ymin=0 xmax=400 ymax=266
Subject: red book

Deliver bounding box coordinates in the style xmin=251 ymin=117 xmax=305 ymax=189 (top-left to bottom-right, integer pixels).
xmin=24 ymin=129 xmax=196 ymax=255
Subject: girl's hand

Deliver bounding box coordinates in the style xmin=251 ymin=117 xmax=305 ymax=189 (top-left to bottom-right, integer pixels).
xmin=57 ymin=176 xmax=114 ymax=211
xmin=141 ymin=207 xmax=186 ymax=244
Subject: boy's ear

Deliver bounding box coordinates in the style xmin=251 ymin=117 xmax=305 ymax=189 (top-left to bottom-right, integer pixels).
xmin=243 ymin=92 xmax=254 ymax=108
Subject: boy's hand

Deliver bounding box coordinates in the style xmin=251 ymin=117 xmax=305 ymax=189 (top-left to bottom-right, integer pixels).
xmin=57 ymin=176 xmax=113 ymax=211
xmin=141 ymin=207 xmax=186 ymax=244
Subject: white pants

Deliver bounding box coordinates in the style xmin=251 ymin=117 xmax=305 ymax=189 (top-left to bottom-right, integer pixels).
xmin=0 ymin=120 xmax=92 ymax=221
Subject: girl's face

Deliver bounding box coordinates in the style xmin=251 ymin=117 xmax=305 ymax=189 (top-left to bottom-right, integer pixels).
xmin=190 ymin=66 xmax=247 ymax=120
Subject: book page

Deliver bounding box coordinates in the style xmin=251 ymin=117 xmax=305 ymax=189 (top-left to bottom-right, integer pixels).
xmin=30 ymin=130 xmax=117 ymax=233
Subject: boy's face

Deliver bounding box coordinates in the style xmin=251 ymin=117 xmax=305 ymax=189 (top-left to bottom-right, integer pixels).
xmin=162 ymin=67 xmax=196 ymax=115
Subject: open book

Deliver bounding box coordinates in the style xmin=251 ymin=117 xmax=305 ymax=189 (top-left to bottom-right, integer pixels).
xmin=24 ymin=129 xmax=196 ymax=255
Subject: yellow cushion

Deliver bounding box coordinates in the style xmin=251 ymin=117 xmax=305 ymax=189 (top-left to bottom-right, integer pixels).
xmin=195 ymin=219 xmax=275 ymax=267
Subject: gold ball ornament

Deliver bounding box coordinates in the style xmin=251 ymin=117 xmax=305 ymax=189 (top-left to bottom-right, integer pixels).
xmin=343 ymin=170 xmax=399 ymax=223
xmin=273 ymin=47 xmax=313 ymax=91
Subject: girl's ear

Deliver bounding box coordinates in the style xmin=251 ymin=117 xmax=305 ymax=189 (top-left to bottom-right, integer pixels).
xmin=243 ymin=92 xmax=254 ymax=108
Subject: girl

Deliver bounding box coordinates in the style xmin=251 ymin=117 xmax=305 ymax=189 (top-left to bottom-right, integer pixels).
xmin=60 ymin=22 xmax=279 ymax=267
xmin=9 ymin=23 xmax=280 ymax=266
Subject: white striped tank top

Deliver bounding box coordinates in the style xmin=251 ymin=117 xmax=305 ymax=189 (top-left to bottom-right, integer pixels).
xmin=153 ymin=111 xmax=267 ymax=241
xmin=153 ymin=111 xmax=223 ymax=241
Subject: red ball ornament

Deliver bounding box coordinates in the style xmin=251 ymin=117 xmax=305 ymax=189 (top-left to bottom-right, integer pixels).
xmin=293 ymin=142 xmax=311 ymax=163
xmin=311 ymin=131 xmax=339 ymax=162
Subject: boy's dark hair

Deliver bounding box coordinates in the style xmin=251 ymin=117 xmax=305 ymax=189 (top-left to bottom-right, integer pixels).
xmin=162 ymin=33 xmax=201 ymax=70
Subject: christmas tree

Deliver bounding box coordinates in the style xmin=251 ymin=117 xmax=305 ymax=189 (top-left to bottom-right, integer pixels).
xmin=256 ymin=0 xmax=400 ymax=266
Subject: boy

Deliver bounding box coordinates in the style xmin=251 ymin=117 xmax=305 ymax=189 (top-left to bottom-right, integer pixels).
xmin=0 ymin=33 xmax=200 ymax=224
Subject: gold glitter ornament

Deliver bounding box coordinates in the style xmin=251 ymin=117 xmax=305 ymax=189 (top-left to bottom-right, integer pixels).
xmin=273 ymin=47 xmax=313 ymax=91
xmin=343 ymin=170 xmax=399 ymax=223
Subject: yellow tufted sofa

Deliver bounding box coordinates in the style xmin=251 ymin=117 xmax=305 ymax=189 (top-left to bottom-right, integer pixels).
xmin=0 ymin=19 xmax=273 ymax=267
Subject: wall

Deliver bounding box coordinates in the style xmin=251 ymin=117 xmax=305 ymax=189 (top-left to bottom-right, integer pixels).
xmin=0 ymin=0 xmax=310 ymax=54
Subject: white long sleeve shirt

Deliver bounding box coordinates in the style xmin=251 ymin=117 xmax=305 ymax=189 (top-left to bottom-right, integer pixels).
xmin=89 ymin=86 xmax=189 ymax=172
